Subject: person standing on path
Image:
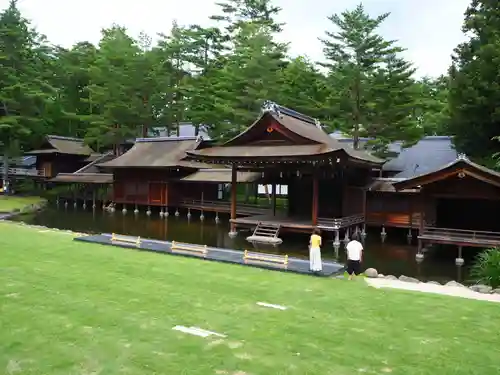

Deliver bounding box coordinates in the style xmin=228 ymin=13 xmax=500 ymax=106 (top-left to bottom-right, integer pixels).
xmin=346 ymin=232 xmax=363 ymax=280
xmin=309 ymin=227 xmax=323 ymax=273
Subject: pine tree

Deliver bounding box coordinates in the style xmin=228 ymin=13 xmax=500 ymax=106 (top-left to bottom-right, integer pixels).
xmin=210 ymin=0 xmax=283 ymax=33
xmin=412 ymin=76 xmax=450 ymax=136
xmin=367 ymin=54 xmax=422 ymax=152
xmin=85 ymin=25 xmax=143 ymax=149
xmin=448 ymin=0 xmax=500 ymax=164
xmin=0 ymin=0 xmax=55 ymax=187
xmin=278 ymin=57 xmax=329 ymax=121
xmin=319 ymin=3 xmax=405 ymax=149
xmin=209 ymin=22 xmax=287 ymax=139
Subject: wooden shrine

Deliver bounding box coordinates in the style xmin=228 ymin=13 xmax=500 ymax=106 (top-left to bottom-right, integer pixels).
xmin=186 ymin=101 xmax=384 ymax=237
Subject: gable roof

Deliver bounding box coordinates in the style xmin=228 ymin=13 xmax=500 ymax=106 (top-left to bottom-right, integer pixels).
xmin=383 ymin=136 xmax=457 ymax=178
xmin=393 ymin=154 xmax=500 ymax=190
xmin=187 ymin=102 xmax=383 ymax=166
xmin=97 ymin=136 xmax=212 ymax=169
xmin=26 ymin=136 xmax=94 ymax=156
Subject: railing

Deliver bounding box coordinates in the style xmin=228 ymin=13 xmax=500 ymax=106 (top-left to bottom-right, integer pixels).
xmin=180 ymin=199 xmax=272 ymax=214
xmin=7 ymin=167 xmax=45 ymax=177
xmin=317 ymin=214 xmax=365 ymax=230
xmin=421 ymin=226 xmax=500 ymax=243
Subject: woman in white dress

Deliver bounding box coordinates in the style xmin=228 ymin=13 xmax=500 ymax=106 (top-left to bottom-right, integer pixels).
xmin=309 ymin=227 xmax=323 ymax=273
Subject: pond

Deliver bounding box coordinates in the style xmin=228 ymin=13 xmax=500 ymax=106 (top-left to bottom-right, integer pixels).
xmin=9 ymin=205 xmax=480 ymax=283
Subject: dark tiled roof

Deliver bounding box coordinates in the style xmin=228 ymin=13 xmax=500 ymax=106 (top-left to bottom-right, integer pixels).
xmin=26 ymin=136 xmax=94 ymax=156
xmin=76 ymin=152 xmax=115 ymax=174
xmin=382 ymin=136 xmax=457 ymax=178
xmin=98 ymin=137 xmax=212 ymax=169
xmin=393 ymin=154 xmax=500 ymax=190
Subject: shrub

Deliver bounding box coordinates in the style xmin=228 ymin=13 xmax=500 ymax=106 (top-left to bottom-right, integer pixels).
xmin=470 ymin=247 xmax=500 ymax=288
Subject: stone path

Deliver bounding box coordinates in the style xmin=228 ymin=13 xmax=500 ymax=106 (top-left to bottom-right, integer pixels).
xmin=365 ymin=277 xmax=500 ymax=304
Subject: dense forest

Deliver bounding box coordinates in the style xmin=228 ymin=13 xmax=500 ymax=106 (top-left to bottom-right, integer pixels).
xmin=0 ymin=0 xmax=498 ymax=166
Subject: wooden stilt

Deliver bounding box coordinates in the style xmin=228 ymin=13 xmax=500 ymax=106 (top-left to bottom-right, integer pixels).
xmin=312 ymin=172 xmax=318 ymax=226
xmin=229 ymin=164 xmax=237 ymax=236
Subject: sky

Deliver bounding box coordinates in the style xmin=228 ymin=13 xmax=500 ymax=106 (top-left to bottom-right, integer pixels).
xmin=5 ymin=0 xmax=471 ymax=78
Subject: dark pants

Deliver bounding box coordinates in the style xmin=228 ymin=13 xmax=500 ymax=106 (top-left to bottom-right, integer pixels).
xmin=347 ymin=259 xmax=361 ymax=275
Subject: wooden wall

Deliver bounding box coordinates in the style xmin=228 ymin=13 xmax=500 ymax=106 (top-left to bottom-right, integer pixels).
xmin=36 ymin=154 xmax=87 ymax=178
xmin=112 ymin=168 xmax=219 ymax=206
xmin=366 ymin=192 xmax=421 ymax=228
xmin=423 ymin=175 xmax=500 ymax=200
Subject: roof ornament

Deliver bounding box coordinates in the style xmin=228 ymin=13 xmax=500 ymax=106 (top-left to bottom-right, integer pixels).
xmin=261 ymin=100 xmax=281 ymax=117
xmin=195 ymin=134 xmax=203 ymax=143
xmin=457 ymin=153 xmax=469 ymax=161
xmin=314 ymin=119 xmax=321 ymax=129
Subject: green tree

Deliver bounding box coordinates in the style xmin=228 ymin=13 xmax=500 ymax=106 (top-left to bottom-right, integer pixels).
xmin=0 ymin=0 xmax=55 ymax=186
xmin=208 ymin=22 xmax=287 ymax=139
xmin=277 ymin=57 xmax=329 ymax=121
xmin=413 ymin=76 xmax=450 ymax=136
xmin=210 ymin=0 xmax=283 ymax=33
xmin=85 ymin=26 xmax=145 ymax=150
xmin=319 ymin=3 xmax=412 ymax=149
xmin=366 ymin=54 xmax=422 ymax=151
xmin=50 ymin=42 xmax=99 ymax=138
xmin=448 ymin=0 xmax=500 ymax=165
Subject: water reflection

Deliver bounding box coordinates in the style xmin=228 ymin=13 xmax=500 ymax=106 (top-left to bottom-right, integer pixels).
xmin=9 ymin=206 xmax=481 ymax=282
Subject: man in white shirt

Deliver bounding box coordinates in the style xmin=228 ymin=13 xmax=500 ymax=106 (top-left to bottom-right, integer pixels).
xmin=346 ymin=233 xmax=363 ymax=280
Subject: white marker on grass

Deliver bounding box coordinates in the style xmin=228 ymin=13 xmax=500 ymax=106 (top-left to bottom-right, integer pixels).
xmin=256 ymin=302 xmax=288 ymax=310
xmin=172 ymin=326 xmax=226 ymax=338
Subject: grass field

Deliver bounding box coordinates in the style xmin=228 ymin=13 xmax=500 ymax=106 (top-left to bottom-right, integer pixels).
xmin=0 ymin=195 xmax=44 ymax=212
xmin=0 ymin=222 xmax=499 ymax=375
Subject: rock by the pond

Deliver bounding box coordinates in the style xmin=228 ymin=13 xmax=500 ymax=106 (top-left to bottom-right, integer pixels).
xmin=398 ymin=275 xmax=420 ymax=283
xmin=426 ymin=281 xmax=441 ymax=286
xmin=492 ymin=288 xmax=500 ymax=294
xmin=378 ymin=273 xmax=385 ymax=278
xmin=364 ymin=268 xmax=378 ymax=278
xmin=445 ymin=281 xmax=465 ymax=288
xmin=384 ymin=275 xmax=398 ymax=280
xmin=469 ymin=284 xmax=493 ymax=294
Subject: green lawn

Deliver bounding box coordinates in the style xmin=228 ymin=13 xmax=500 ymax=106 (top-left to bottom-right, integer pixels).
xmin=0 ymin=222 xmax=499 ymax=375
xmin=0 ymin=195 xmax=44 ymax=212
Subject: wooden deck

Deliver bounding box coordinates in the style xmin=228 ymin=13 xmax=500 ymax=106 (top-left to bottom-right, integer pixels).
xmin=232 ymin=214 xmax=365 ymax=232
xmin=179 ymin=199 xmax=272 ymax=216
xmin=418 ymin=226 xmax=500 ymax=247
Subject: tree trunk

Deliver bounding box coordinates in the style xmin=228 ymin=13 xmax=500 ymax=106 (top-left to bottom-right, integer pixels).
xmin=2 ymin=153 xmax=9 ymax=195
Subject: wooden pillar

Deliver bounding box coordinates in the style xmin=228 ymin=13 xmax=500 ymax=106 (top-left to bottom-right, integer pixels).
xmin=419 ymin=190 xmax=425 ymax=235
xmin=271 ymin=182 xmax=277 ymax=217
xmin=230 ymin=165 xmax=237 ymax=232
xmin=312 ymin=172 xmax=318 ymax=226
xmin=362 ymin=188 xmax=367 ymax=218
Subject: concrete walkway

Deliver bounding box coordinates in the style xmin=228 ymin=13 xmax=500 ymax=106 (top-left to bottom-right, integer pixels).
xmin=365 ymin=277 xmax=500 ymax=304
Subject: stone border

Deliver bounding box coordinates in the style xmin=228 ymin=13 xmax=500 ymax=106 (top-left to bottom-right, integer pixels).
xmin=1 ymin=220 xmax=85 ymax=237
xmin=0 ymin=198 xmax=48 ymax=220
xmin=364 ymin=267 xmax=500 ymax=295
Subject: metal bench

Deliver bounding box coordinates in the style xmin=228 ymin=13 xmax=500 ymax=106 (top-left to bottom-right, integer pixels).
xmin=243 ymin=250 xmax=288 ymax=269
xmin=111 ymin=233 xmax=141 ymax=247
xmin=171 ymin=241 xmax=208 ymax=257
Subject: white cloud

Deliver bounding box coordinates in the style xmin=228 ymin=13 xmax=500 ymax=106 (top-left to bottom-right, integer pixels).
xmin=5 ymin=0 xmax=470 ymax=77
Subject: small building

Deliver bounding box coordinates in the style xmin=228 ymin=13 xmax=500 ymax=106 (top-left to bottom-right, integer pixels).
xmin=365 ymin=136 xmax=458 ymax=230
xmin=186 ymin=101 xmax=384 ymax=239
xmin=21 ymin=135 xmax=94 ymax=179
xmin=97 ymin=136 xmax=261 ymax=213
xmin=393 ymin=154 xmax=500 ymax=250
